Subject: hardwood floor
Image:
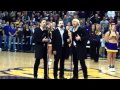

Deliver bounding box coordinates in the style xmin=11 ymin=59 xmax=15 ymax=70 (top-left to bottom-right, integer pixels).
xmin=0 ymin=51 xmax=120 ymax=79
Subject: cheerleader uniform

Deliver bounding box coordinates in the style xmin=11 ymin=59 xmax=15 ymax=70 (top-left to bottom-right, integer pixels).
xmin=48 ymin=30 xmax=53 ymax=47
xmin=48 ymin=30 xmax=53 ymax=68
xmin=106 ymin=32 xmax=118 ymax=53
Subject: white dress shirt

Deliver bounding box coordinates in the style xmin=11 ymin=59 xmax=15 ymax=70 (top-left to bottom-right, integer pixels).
xmin=72 ymin=27 xmax=77 ymax=46
xmin=58 ymin=27 xmax=64 ymax=46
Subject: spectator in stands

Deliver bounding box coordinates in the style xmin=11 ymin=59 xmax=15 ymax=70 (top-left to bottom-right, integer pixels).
xmin=78 ymin=11 xmax=87 ymax=20
xmin=35 ymin=12 xmax=41 ymax=22
xmin=63 ymin=15 xmax=71 ymax=27
xmin=3 ymin=21 xmax=10 ymax=51
xmin=99 ymin=35 xmax=106 ymax=58
xmin=22 ymin=11 xmax=30 ymax=22
xmin=89 ymin=24 xmax=101 ymax=62
xmin=86 ymin=18 xmax=92 ymax=36
xmin=116 ymin=19 xmax=120 ymax=33
xmin=31 ymin=13 xmax=35 ymax=23
xmin=17 ymin=24 xmax=23 ymax=52
xmin=107 ymin=11 xmax=115 ymax=19
xmin=16 ymin=12 xmax=22 ymax=19
xmin=2 ymin=11 xmax=11 ymax=22
xmin=100 ymin=16 xmax=109 ymax=34
xmin=73 ymin=14 xmax=79 ymax=19
xmin=53 ymin=13 xmax=59 ymax=24
xmin=80 ymin=18 xmax=86 ymax=28
xmin=67 ymin=11 xmax=76 ymax=17
xmin=49 ymin=16 xmax=55 ymax=23
xmin=91 ymin=14 xmax=101 ymax=24
xmin=109 ymin=17 xmax=115 ymax=24
xmin=96 ymin=11 xmax=105 ymax=21
xmin=23 ymin=24 xmax=31 ymax=52
xmin=29 ymin=23 xmax=36 ymax=52
xmin=0 ymin=26 xmax=3 ymax=51
xmin=52 ymin=22 xmax=56 ymax=29
xmin=8 ymin=23 xmax=17 ymax=51
xmin=116 ymin=20 xmax=120 ymax=50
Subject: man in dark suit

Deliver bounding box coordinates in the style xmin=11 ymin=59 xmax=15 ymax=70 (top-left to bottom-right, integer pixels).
xmin=33 ymin=19 xmax=49 ymax=79
xmin=52 ymin=20 xmax=71 ymax=79
xmin=71 ymin=18 xmax=88 ymax=79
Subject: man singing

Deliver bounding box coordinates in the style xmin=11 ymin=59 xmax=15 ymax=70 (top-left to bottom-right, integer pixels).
xmin=33 ymin=19 xmax=49 ymax=79
xmin=52 ymin=20 xmax=71 ymax=79
xmin=71 ymin=18 xmax=88 ymax=79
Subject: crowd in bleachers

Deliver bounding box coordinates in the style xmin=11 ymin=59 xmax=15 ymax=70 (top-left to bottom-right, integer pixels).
xmin=0 ymin=11 xmax=120 ymax=58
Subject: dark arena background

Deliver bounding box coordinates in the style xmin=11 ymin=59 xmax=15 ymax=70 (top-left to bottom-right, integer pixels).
xmin=0 ymin=11 xmax=120 ymax=79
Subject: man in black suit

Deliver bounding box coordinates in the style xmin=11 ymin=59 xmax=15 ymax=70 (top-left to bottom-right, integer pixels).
xmin=71 ymin=18 xmax=88 ymax=79
xmin=33 ymin=19 xmax=49 ymax=79
xmin=52 ymin=20 xmax=71 ymax=79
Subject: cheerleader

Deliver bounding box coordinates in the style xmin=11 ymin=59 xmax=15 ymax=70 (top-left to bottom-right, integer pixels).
xmin=104 ymin=23 xmax=119 ymax=72
xmin=66 ymin=22 xmax=72 ymax=47
xmin=47 ymin=22 xmax=54 ymax=68
xmin=66 ymin=23 xmax=72 ymax=60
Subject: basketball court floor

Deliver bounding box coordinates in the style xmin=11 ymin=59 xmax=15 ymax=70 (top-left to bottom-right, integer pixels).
xmin=0 ymin=51 xmax=120 ymax=79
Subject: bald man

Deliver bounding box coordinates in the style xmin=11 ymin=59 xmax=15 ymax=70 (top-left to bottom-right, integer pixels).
xmin=71 ymin=19 xmax=88 ymax=79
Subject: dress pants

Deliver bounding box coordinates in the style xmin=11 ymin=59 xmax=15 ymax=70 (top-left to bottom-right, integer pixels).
xmin=90 ymin=41 xmax=100 ymax=62
xmin=72 ymin=46 xmax=88 ymax=79
xmin=34 ymin=47 xmax=48 ymax=79
xmin=54 ymin=47 xmax=65 ymax=78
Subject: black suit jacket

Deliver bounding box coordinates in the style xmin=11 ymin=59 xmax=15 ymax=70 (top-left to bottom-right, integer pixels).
xmin=52 ymin=28 xmax=70 ymax=59
xmin=72 ymin=26 xmax=88 ymax=60
xmin=33 ymin=27 xmax=48 ymax=59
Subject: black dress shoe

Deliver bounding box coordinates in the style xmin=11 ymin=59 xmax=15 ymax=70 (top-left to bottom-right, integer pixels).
xmin=94 ymin=61 xmax=98 ymax=63
xmin=70 ymin=77 xmax=78 ymax=79
xmin=59 ymin=77 xmax=67 ymax=79
xmin=44 ymin=77 xmax=51 ymax=79
xmin=54 ymin=77 xmax=58 ymax=79
xmin=34 ymin=76 xmax=37 ymax=79
xmin=84 ymin=76 xmax=88 ymax=79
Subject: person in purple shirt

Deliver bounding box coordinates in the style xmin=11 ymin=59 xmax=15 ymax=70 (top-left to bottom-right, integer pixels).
xmin=8 ymin=23 xmax=17 ymax=51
